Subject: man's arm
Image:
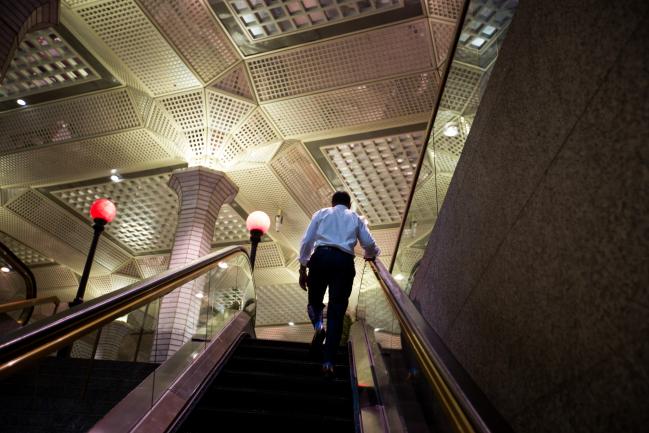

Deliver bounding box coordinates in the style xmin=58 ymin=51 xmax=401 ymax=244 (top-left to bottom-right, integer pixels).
xmin=298 ymin=211 xmax=320 ymax=290
xmin=357 ymin=217 xmax=380 ymax=260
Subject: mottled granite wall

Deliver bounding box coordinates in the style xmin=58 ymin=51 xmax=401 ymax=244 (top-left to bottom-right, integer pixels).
xmin=409 ymin=1 xmax=649 ymax=432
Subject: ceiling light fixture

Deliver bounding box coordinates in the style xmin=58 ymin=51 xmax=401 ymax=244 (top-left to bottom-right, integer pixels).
xmin=394 ymin=273 xmax=405 ymax=281
xmin=16 ymin=99 xmax=27 ymax=106
xmin=218 ymin=261 xmax=229 ymax=269
xmin=195 ymin=292 xmax=204 ymax=299
xmin=288 ymin=321 xmax=295 ymax=326
xmin=110 ymin=174 xmax=121 ymax=182
xmin=1 ymin=266 xmax=11 ymax=273
xmin=443 ymin=122 xmax=460 ymax=137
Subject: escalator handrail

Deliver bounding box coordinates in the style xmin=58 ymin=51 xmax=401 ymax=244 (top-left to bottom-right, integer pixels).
xmin=0 ymin=245 xmax=250 ymax=375
xmin=0 ymin=296 xmax=60 ymax=315
xmin=369 ymin=259 xmax=513 ymax=433
xmin=0 ymin=239 xmax=38 ymax=325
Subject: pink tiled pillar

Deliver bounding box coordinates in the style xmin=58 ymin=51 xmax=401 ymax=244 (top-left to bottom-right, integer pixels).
xmin=153 ymin=167 xmax=237 ymax=361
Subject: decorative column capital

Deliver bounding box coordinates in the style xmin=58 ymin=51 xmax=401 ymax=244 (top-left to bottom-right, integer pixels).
xmin=168 ymin=166 xmax=238 ymax=211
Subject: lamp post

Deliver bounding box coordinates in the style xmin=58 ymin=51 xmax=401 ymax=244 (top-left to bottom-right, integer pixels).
xmin=245 ymin=211 xmax=270 ymax=271
xmin=70 ymin=198 xmax=116 ymax=307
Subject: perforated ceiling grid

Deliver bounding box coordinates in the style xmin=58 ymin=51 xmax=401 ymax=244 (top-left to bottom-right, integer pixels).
xmin=227 ymin=165 xmax=311 ymax=249
xmin=0 ymin=207 xmax=95 ymax=275
xmin=212 ymin=205 xmax=249 ymax=244
xmin=408 ymin=172 xmax=438 ymax=224
xmin=6 ymin=190 xmax=131 ymax=272
xmin=75 ymin=0 xmax=201 ymax=95
xmin=86 ymin=274 xmax=139 ymax=299
xmin=249 ymin=242 xmax=286 ymax=268
xmin=0 ymin=233 xmax=53 ymax=266
xmin=210 ymin=63 xmax=254 ymax=100
xmin=62 ymin=0 xmax=96 ymax=7
xmin=0 ymin=129 xmax=179 ymax=187
xmin=127 ymin=87 xmax=154 ymax=124
xmin=255 ymin=324 xmax=313 ymax=343
xmin=253 ymin=266 xmax=299 ymax=287
xmin=136 ymin=255 xmax=170 ymax=278
xmin=263 ymin=73 xmax=437 ymax=137
xmin=227 ymin=0 xmax=403 ymax=41
xmin=429 ymin=19 xmax=456 ymax=66
xmin=31 ymin=264 xmax=79 ymax=289
xmin=138 ymin=0 xmax=239 ymax=83
xmin=158 ymin=91 xmax=206 ymax=155
xmin=370 ymin=228 xmax=400 ymax=258
xmin=256 ymin=283 xmax=309 ymax=326
xmin=426 ymin=0 xmax=464 ymax=20
xmin=0 ymin=89 xmax=140 ymax=154
xmin=270 ymin=141 xmax=334 ymax=216
xmin=206 ymin=90 xmax=256 ymax=134
xmin=116 ymin=259 xmax=144 ymax=279
xmin=322 ymin=131 xmax=425 ymax=225
xmin=439 ymin=62 xmax=483 ymax=113
xmin=0 ymin=28 xmax=100 ymax=101
xmin=247 ymin=20 xmax=433 ymax=102
xmin=146 ymin=102 xmax=183 ymax=147
xmin=225 ymin=110 xmax=281 ymax=165
xmin=52 ymin=174 xmax=179 ymax=254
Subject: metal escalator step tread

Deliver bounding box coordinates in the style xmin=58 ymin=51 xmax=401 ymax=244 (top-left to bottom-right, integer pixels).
xmin=216 ymin=368 xmax=351 ymax=391
xmin=179 ymin=407 xmax=354 ymax=433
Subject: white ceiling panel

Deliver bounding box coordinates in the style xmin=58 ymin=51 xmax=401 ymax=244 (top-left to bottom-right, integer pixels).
xmin=248 ymin=19 xmax=434 ymax=102
xmin=138 ymin=0 xmax=239 ymax=83
xmin=0 ymin=88 xmax=140 ymax=154
xmin=73 ymin=0 xmax=201 ymax=95
xmin=263 ymin=73 xmax=438 ymax=138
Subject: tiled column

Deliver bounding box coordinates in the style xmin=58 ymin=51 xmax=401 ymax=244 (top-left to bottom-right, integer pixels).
xmin=153 ymin=167 xmax=237 ymax=361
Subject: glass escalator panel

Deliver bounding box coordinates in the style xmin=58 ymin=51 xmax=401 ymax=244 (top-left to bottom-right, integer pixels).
xmin=0 ymin=247 xmax=253 ymax=433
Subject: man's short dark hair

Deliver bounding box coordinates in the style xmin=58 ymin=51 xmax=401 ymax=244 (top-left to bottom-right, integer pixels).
xmin=332 ymin=191 xmax=351 ymax=208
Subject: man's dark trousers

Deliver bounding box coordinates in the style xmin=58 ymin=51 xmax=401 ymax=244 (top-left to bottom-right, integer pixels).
xmin=306 ymin=246 xmax=355 ymax=364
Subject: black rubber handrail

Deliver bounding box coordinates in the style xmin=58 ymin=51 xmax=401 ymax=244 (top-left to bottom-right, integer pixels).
xmin=0 ymin=239 xmax=38 ymax=325
xmin=0 ymin=245 xmax=250 ymax=375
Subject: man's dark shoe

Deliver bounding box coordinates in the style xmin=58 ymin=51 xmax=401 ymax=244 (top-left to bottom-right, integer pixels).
xmin=322 ymin=362 xmax=335 ymax=380
xmin=312 ymin=327 xmax=326 ymax=346
xmin=310 ymin=328 xmax=326 ymax=358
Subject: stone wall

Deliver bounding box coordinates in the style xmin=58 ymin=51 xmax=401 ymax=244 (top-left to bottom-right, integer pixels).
xmin=410 ymin=1 xmax=649 ymax=431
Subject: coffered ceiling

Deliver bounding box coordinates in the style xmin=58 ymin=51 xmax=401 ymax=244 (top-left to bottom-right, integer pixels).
xmin=0 ymin=0 xmax=516 ymax=326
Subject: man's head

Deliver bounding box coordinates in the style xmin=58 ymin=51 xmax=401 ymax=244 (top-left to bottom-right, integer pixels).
xmin=331 ymin=191 xmax=351 ymax=208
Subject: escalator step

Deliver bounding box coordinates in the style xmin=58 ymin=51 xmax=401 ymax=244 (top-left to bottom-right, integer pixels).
xmin=215 ymin=368 xmax=350 ymax=394
xmin=204 ymin=385 xmax=352 ymax=417
xmin=179 ymin=407 xmax=354 ymax=433
xmin=226 ymin=354 xmax=349 ymax=378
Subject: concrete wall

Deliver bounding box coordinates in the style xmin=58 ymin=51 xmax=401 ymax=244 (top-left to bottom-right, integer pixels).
xmin=410 ymin=1 xmax=649 ymax=432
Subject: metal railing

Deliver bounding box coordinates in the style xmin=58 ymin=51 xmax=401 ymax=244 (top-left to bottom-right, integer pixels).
xmin=368 ymin=258 xmax=513 ymax=433
xmin=0 ymin=245 xmax=250 ymax=377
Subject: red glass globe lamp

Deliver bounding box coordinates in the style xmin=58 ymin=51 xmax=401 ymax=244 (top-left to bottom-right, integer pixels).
xmin=71 ymin=198 xmax=117 ymax=307
xmin=246 ymin=211 xmax=270 ymax=271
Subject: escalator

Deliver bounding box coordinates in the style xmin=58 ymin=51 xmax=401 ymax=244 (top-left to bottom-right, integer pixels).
xmin=178 ymin=338 xmax=354 ymax=433
xmin=0 ymin=243 xmax=510 ymax=433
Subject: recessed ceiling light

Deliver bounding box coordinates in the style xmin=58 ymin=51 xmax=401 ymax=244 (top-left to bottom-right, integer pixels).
xmin=288 ymin=321 xmax=295 ymax=326
xmin=195 ymin=292 xmax=204 ymax=299
xmin=110 ymin=168 xmax=117 ymax=174
xmin=374 ymin=328 xmax=382 ymax=332
xmin=110 ymin=174 xmax=121 ymax=182
xmin=443 ymin=122 xmax=460 ymax=137
xmin=218 ymin=261 xmax=229 ymax=269
xmin=1 ymin=266 xmax=10 ymax=273
xmin=16 ymin=99 xmax=27 ymax=106
xmin=394 ymin=273 xmax=405 ymax=281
